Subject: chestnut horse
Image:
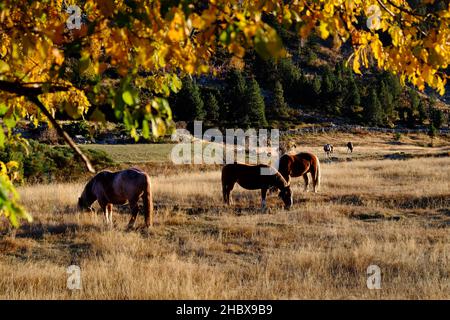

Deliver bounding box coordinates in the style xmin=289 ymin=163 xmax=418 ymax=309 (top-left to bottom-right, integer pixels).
xmin=277 ymin=152 xmax=321 ymax=193
xmin=222 ymin=163 xmax=293 ymax=209
xmin=78 ymin=168 xmax=153 ymax=228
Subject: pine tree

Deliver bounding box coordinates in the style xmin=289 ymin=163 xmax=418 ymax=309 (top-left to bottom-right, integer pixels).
xmin=277 ymin=58 xmax=301 ymax=96
xmin=418 ymin=99 xmax=427 ymax=124
xmin=364 ymin=89 xmax=384 ymax=126
xmin=245 ymin=78 xmax=268 ymax=127
xmin=379 ymin=80 xmax=394 ymax=123
xmin=226 ymin=69 xmax=248 ymax=125
xmin=312 ymin=76 xmax=321 ymax=96
xmin=342 ymin=73 xmax=360 ymax=117
xmin=409 ymin=89 xmax=420 ymax=111
xmin=431 ymin=108 xmax=445 ymax=129
xmin=269 ymin=80 xmax=289 ymax=118
xmin=173 ymin=77 xmax=205 ymax=121
xmin=205 ymin=92 xmax=220 ymax=123
xmin=349 ymin=76 xmax=361 ymax=107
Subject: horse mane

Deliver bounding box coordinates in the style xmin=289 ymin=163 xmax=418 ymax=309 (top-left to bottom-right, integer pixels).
xmin=80 ymin=171 xmax=111 ymax=203
xmin=274 ymin=171 xmax=290 ymax=189
xmin=81 ymin=174 xmax=96 ymax=200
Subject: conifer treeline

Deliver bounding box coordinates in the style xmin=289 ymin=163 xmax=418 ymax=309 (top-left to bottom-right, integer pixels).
xmin=171 ymin=56 xmax=447 ymax=130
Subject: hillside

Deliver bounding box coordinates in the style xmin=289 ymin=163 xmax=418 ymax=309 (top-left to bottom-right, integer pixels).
xmin=169 ymin=31 xmax=450 ymax=133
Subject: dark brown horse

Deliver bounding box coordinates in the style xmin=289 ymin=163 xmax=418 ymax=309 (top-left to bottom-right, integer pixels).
xmin=347 ymin=141 xmax=354 ymax=153
xmin=277 ymin=152 xmax=321 ymax=193
xmin=222 ymin=163 xmax=293 ymax=209
xmin=78 ymin=168 xmax=153 ymax=228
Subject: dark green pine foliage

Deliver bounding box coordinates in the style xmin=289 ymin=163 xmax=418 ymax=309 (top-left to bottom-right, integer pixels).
xmin=226 ymin=69 xmax=248 ymax=126
xmin=268 ymin=80 xmax=289 ymax=118
xmin=173 ymin=77 xmax=205 ymax=121
xmin=364 ymin=89 xmax=384 ymax=126
xmin=245 ymin=78 xmax=268 ymax=127
xmin=204 ymin=92 xmax=220 ymax=123
xmin=379 ymin=80 xmax=394 ymax=124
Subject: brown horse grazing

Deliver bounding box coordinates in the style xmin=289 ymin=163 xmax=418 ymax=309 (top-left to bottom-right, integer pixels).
xmin=347 ymin=141 xmax=354 ymax=153
xmin=78 ymin=168 xmax=153 ymax=228
xmin=222 ymin=163 xmax=293 ymax=209
xmin=277 ymin=152 xmax=321 ymax=193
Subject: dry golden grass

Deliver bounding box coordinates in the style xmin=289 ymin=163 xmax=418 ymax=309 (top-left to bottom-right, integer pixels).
xmin=0 ymin=133 xmax=449 ymax=299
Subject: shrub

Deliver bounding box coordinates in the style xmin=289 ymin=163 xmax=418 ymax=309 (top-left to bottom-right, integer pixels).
xmin=0 ymin=140 xmax=114 ymax=183
xmin=62 ymin=120 xmax=90 ymax=137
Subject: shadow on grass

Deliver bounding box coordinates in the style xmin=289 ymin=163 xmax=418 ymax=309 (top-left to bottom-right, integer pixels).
xmin=15 ymin=222 xmax=102 ymax=240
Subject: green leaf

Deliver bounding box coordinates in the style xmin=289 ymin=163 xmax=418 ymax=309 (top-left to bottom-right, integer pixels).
xmin=3 ymin=117 xmax=16 ymax=130
xmin=142 ymin=119 xmax=150 ymax=139
xmin=0 ymin=130 xmax=4 ymax=148
xmin=0 ymin=102 xmax=8 ymax=116
xmin=122 ymin=91 xmax=134 ymax=106
xmin=79 ymin=56 xmax=91 ymax=74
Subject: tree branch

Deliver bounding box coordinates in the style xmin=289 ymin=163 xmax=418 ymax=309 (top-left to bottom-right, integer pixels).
xmin=27 ymin=96 xmax=95 ymax=173
xmin=0 ymin=80 xmax=95 ymax=173
xmin=385 ymin=0 xmax=427 ymax=18
xmin=0 ymin=80 xmax=71 ymax=95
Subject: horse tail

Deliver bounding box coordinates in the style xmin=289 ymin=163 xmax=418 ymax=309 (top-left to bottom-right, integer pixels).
xmin=143 ymin=174 xmax=154 ymax=227
xmin=312 ymin=154 xmax=321 ymax=192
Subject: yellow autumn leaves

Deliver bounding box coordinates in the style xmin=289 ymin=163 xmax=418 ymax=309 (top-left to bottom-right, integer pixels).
xmin=0 ymin=160 xmax=31 ymax=228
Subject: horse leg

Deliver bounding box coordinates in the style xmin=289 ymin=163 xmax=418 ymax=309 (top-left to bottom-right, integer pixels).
xmin=127 ymin=201 xmax=139 ymax=229
xmin=106 ymin=203 xmax=113 ymax=226
xmin=223 ymin=183 xmax=234 ymax=206
xmin=261 ymin=188 xmax=267 ymax=210
xmin=100 ymin=205 xmax=109 ymax=225
xmin=222 ymin=183 xmax=228 ymax=204
xmin=303 ymin=173 xmax=309 ymax=192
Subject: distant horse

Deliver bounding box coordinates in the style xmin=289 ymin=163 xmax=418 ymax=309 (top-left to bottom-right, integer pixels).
xmin=324 ymin=144 xmax=333 ymax=158
xmin=277 ymin=152 xmax=321 ymax=193
xmin=222 ymin=163 xmax=293 ymax=209
xmin=78 ymin=168 xmax=153 ymax=228
xmin=347 ymin=142 xmax=354 ymax=153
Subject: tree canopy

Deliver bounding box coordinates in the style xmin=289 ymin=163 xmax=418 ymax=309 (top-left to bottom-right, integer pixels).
xmin=0 ymin=0 xmax=449 ymax=226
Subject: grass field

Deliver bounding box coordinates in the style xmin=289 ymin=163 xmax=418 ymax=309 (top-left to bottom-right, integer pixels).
xmin=0 ymin=132 xmax=449 ymax=299
xmin=84 ymin=143 xmax=175 ymax=163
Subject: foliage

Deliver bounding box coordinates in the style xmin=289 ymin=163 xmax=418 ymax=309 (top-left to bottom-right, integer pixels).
xmin=364 ymin=89 xmax=384 ymax=126
xmin=0 ymin=140 xmax=114 ymax=184
xmin=172 ymin=77 xmax=205 ymax=122
xmin=225 ymin=69 xmax=248 ymax=126
xmin=245 ymin=78 xmax=268 ymax=128
xmin=269 ymin=81 xmax=289 ymax=118
xmin=62 ymin=120 xmax=90 ymax=137
xmin=204 ymin=92 xmax=220 ymax=123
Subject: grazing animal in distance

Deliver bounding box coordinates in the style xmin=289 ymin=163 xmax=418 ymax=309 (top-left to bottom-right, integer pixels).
xmin=324 ymin=144 xmax=334 ymax=158
xmin=78 ymin=168 xmax=153 ymax=229
xmin=347 ymin=142 xmax=354 ymax=153
xmin=276 ymin=152 xmax=321 ymax=193
xmin=221 ymin=163 xmax=293 ymax=210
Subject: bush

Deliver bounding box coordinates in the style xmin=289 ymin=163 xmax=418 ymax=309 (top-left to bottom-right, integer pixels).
xmin=62 ymin=120 xmax=90 ymax=137
xmin=0 ymin=140 xmax=114 ymax=183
